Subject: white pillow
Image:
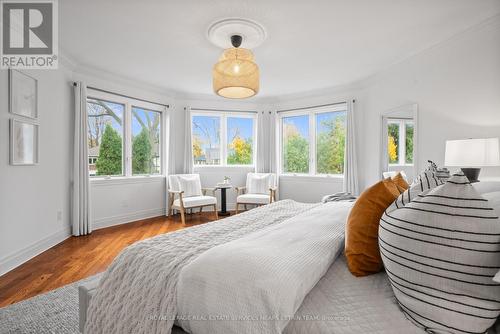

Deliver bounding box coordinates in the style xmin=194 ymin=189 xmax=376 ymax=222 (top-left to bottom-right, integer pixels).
xmin=177 ymin=175 xmax=202 ymax=197
xmin=386 ymin=170 xmax=443 ymax=214
xmin=246 ymin=173 xmax=271 ymax=195
xmin=379 ymin=172 xmax=500 ymax=334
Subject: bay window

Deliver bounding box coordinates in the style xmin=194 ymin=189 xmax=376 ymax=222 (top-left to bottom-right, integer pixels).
xmin=86 ymin=89 xmax=165 ymax=177
xmin=191 ymin=111 xmax=256 ymax=166
xmin=279 ymin=103 xmax=347 ymax=176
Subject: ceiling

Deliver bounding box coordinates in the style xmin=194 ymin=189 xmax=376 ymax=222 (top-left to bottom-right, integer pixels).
xmin=60 ymin=0 xmax=500 ymax=100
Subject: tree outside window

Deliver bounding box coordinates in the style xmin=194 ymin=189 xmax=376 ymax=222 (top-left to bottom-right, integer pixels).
xmin=280 ymin=107 xmax=347 ymax=176
xmin=87 ymin=98 xmax=124 ymax=176
xmin=86 ymin=96 xmax=163 ymax=177
xmin=387 ymin=119 xmax=413 ymax=165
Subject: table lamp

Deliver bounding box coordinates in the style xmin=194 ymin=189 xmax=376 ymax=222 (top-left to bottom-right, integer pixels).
xmin=444 ymin=138 xmax=500 ymax=183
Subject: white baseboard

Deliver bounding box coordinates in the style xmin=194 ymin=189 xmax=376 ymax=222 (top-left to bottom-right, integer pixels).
xmin=92 ymin=207 xmax=166 ymax=230
xmin=0 ymin=226 xmax=71 ymax=276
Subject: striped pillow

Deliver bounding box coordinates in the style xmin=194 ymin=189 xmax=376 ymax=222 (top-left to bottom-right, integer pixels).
xmin=379 ymin=172 xmax=500 ymax=333
xmin=386 ymin=170 xmax=444 ymax=214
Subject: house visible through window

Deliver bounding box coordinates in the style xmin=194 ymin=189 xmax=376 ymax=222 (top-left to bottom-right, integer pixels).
xmin=279 ymin=103 xmax=347 ymax=176
xmin=387 ymin=118 xmax=413 ymax=166
xmin=191 ymin=111 xmax=255 ymax=166
xmin=86 ymin=90 xmax=165 ymax=177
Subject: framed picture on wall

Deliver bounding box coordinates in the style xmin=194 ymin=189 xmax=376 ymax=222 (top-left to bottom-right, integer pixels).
xmin=9 ymin=69 xmax=38 ymax=119
xmin=10 ymin=119 xmax=39 ymax=165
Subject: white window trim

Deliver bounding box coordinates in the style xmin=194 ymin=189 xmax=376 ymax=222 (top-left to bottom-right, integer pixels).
xmin=387 ymin=118 xmax=414 ymax=167
xmin=277 ymin=103 xmax=347 ymax=177
xmin=87 ymin=89 xmax=167 ymax=180
xmin=191 ymin=110 xmax=257 ymax=167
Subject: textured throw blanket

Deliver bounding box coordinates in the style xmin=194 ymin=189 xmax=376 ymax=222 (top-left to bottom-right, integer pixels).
xmin=85 ymin=200 xmax=319 ymax=334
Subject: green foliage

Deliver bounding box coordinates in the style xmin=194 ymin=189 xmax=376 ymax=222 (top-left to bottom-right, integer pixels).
xmin=132 ymin=128 xmax=152 ymax=174
xmin=227 ymin=136 xmax=252 ymax=165
xmin=316 ymin=115 xmax=346 ymax=174
xmin=96 ymin=124 xmax=122 ymax=175
xmin=405 ymin=124 xmax=414 ymax=164
xmin=283 ymin=134 xmax=309 ymax=173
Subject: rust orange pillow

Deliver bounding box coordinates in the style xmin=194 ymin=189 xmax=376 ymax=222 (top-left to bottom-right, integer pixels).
xmin=392 ymin=172 xmax=409 ymax=192
xmin=345 ymin=178 xmax=401 ymax=276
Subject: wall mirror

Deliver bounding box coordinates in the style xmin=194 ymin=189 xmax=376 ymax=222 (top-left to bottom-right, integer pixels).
xmin=380 ymin=104 xmax=418 ymax=183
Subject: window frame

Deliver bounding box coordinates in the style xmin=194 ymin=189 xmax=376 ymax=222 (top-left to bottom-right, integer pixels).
xmin=190 ymin=110 xmax=257 ymax=167
xmin=278 ymin=103 xmax=347 ymax=177
xmin=387 ymin=118 xmax=414 ymax=167
xmin=87 ymin=89 xmax=167 ymax=179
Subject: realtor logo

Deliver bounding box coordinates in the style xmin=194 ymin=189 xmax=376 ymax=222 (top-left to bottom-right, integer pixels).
xmin=1 ymin=0 xmax=58 ymax=69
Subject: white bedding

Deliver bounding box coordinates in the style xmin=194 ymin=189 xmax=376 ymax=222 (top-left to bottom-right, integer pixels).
xmin=85 ymin=200 xmax=319 ymax=334
xmin=284 ymin=255 xmax=426 ymax=334
xmin=176 ymin=201 xmax=353 ymax=334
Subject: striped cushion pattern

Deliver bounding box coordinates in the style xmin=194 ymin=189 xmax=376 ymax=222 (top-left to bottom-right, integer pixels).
xmin=387 ymin=170 xmax=444 ymax=214
xmin=379 ymin=172 xmax=500 ymax=334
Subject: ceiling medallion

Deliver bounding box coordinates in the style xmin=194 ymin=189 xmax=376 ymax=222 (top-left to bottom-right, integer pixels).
xmin=208 ymin=18 xmax=266 ymax=99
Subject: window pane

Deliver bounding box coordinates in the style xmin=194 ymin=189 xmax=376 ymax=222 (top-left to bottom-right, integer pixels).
xmin=282 ymin=115 xmax=309 ymax=173
xmin=131 ymin=107 xmax=161 ymax=175
xmin=405 ymin=122 xmax=414 ymax=164
xmin=87 ymin=98 xmax=124 ymax=176
xmin=192 ymin=115 xmax=221 ymax=165
xmin=387 ymin=122 xmax=399 ymax=164
xmin=227 ymin=117 xmax=254 ymax=165
xmin=316 ymin=111 xmax=346 ymax=174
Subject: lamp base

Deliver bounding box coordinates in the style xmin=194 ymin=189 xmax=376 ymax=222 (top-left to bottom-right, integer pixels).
xmin=461 ymin=168 xmax=481 ymax=183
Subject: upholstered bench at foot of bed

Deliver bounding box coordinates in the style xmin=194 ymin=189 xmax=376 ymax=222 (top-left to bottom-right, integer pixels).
xmin=78 ymin=276 xmax=101 ymax=333
xmin=78 ymin=276 xmax=189 ymax=334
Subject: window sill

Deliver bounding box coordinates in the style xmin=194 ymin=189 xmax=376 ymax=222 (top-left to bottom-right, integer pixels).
xmin=194 ymin=165 xmax=255 ymax=170
xmin=279 ymin=174 xmax=344 ymax=183
xmin=90 ymin=175 xmax=165 ymax=186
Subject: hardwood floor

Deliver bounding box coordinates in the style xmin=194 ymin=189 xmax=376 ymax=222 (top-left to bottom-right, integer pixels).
xmin=0 ymin=212 xmax=219 ymax=307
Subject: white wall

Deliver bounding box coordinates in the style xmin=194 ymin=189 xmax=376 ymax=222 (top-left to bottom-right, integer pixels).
xmin=356 ymin=16 xmax=500 ymax=189
xmin=0 ymin=65 xmax=74 ymax=275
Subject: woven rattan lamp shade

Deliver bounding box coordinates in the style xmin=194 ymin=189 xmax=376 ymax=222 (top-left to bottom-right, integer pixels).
xmin=213 ymin=48 xmax=259 ymax=99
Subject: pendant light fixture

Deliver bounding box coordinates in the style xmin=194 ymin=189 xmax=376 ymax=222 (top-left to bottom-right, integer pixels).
xmin=213 ymin=35 xmax=259 ymax=99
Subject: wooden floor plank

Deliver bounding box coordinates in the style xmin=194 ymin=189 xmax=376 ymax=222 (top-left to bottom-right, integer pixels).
xmin=0 ymin=212 xmax=220 ymax=307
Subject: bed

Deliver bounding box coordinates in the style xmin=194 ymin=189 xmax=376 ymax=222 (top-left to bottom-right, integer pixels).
xmin=79 ymin=195 xmax=499 ymax=334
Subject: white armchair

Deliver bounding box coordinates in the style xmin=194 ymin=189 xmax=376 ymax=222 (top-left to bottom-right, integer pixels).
xmin=168 ymin=174 xmax=218 ymax=225
xmin=235 ymin=173 xmax=277 ymax=214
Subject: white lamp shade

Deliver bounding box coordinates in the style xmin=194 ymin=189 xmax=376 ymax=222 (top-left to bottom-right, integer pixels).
xmin=445 ymin=138 xmax=500 ymax=167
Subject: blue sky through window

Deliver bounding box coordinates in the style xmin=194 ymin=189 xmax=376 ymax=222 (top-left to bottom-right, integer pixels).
xmin=316 ymin=111 xmax=346 ymax=133
xmin=283 ymin=115 xmax=309 ymax=137
xmin=131 ymin=107 xmax=160 ymax=137
xmin=192 ymin=115 xmax=221 ymax=151
xmin=227 ymin=117 xmax=253 ymax=141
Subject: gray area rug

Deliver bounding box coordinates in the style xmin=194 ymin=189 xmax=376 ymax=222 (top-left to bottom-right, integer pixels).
xmin=0 ymin=274 xmax=101 ymax=334
xmin=0 ymin=274 xmax=186 ymax=334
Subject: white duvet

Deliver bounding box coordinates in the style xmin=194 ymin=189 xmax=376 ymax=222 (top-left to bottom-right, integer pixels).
xmin=176 ymin=201 xmax=353 ymax=334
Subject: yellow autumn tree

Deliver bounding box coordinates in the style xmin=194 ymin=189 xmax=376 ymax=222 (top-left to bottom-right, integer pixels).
xmin=227 ymin=136 xmax=252 ymax=164
xmin=388 ymin=136 xmax=398 ymax=163
xmin=192 ymin=136 xmax=203 ymax=159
